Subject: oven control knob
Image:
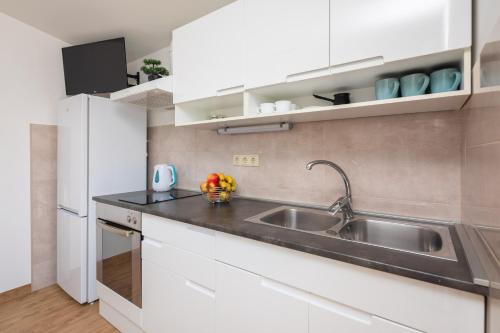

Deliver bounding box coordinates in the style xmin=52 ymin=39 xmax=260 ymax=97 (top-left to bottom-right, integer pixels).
xmin=132 ymin=217 xmax=137 ymax=225
xmin=127 ymin=215 xmax=132 ymax=223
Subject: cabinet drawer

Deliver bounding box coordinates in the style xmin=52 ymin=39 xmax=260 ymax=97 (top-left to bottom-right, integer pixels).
xmin=143 ymin=260 xmax=215 ymax=333
xmin=143 ymin=214 xmax=215 ymax=258
xmin=143 ymin=237 xmax=215 ymax=290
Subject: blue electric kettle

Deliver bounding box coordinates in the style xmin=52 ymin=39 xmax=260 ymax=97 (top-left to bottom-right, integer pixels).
xmin=152 ymin=164 xmax=177 ymax=192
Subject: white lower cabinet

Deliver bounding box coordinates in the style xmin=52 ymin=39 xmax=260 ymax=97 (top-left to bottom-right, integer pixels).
xmin=141 ymin=217 xmax=484 ymax=333
xmin=142 ymin=260 xmax=215 ymax=333
xmin=216 ymin=261 xmax=419 ymax=333
xmin=215 ymin=262 xmax=308 ymax=333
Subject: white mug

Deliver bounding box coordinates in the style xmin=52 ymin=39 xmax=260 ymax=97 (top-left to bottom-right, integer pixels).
xmin=259 ymin=103 xmax=275 ymax=114
xmin=275 ymin=100 xmax=292 ymax=112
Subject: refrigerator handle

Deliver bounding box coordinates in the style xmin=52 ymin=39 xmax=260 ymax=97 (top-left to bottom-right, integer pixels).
xmin=58 ymin=205 xmax=80 ymax=215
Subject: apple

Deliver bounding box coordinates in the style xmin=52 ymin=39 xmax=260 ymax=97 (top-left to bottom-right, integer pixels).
xmin=206 ymin=173 xmax=220 ymax=186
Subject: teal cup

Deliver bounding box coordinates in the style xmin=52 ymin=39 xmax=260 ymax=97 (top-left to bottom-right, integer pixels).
xmin=375 ymin=78 xmax=400 ymax=100
xmin=400 ymin=73 xmax=430 ymax=97
xmin=430 ymin=68 xmax=462 ymax=93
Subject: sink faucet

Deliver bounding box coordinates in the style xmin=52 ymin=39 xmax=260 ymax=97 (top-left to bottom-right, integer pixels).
xmin=306 ymin=160 xmax=354 ymax=220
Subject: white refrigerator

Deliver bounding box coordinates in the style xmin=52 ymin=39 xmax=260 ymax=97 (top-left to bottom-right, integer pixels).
xmin=57 ymin=94 xmax=147 ymax=303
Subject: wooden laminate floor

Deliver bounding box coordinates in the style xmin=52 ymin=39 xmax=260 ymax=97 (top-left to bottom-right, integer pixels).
xmin=0 ymin=285 xmax=118 ymax=333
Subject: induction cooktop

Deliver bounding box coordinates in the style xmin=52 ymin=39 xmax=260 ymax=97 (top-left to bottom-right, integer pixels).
xmin=118 ymin=189 xmax=201 ymax=205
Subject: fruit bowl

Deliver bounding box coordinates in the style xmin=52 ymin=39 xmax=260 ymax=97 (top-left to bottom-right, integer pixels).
xmin=205 ymin=186 xmax=232 ymax=203
xmin=200 ymin=173 xmax=236 ymax=204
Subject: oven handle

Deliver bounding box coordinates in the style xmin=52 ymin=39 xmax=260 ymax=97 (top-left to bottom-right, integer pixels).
xmin=97 ymin=219 xmax=134 ymax=238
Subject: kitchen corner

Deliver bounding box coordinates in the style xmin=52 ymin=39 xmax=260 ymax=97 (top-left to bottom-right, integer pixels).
xmin=3 ymin=1 xmax=500 ymax=333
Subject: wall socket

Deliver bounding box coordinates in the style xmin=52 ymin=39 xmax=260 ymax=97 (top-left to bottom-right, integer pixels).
xmin=233 ymin=154 xmax=260 ymax=167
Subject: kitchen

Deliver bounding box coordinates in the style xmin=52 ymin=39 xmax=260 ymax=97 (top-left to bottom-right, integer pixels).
xmin=1 ymin=0 xmax=500 ymax=332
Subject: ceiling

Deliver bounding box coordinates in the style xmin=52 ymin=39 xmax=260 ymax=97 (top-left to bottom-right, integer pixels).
xmin=0 ymin=0 xmax=235 ymax=61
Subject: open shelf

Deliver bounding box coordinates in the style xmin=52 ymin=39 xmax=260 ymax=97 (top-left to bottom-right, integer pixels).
xmin=175 ymin=48 xmax=471 ymax=129
xmin=471 ymin=40 xmax=500 ymax=108
xmin=175 ymin=92 xmax=244 ymax=126
xmin=110 ymin=76 xmax=173 ymax=109
xmin=176 ymin=89 xmax=470 ymax=129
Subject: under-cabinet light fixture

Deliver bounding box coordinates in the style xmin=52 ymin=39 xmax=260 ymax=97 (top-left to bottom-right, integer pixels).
xmin=217 ymin=122 xmax=293 ymax=135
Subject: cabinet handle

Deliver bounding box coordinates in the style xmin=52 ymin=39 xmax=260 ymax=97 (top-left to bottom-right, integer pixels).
xmin=261 ymin=278 xmax=371 ymax=325
xmin=185 ymin=280 xmax=215 ymax=298
xmin=286 ymin=67 xmax=331 ymax=82
xmin=186 ymin=225 xmax=216 ymax=237
xmin=261 ymin=278 xmax=310 ymax=302
xmin=330 ymin=56 xmax=384 ymax=74
xmin=143 ymin=237 xmax=163 ymax=248
xmin=216 ymin=85 xmax=244 ymax=96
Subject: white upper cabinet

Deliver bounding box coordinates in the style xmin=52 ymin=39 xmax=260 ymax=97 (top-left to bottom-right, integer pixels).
xmin=173 ymin=1 xmax=244 ymax=103
xmin=212 ymin=0 xmax=245 ymax=95
xmin=330 ymin=0 xmax=471 ymax=68
xmin=474 ymin=0 xmax=500 ymax=63
xmin=244 ymin=0 xmax=330 ymax=89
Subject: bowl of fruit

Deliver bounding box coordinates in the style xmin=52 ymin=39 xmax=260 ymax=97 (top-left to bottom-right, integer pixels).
xmin=200 ymin=173 xmax=237 ymax=204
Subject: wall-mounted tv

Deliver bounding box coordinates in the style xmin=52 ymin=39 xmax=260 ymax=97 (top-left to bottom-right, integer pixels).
xmin=62 ymin=37 xmax=128 ymax=95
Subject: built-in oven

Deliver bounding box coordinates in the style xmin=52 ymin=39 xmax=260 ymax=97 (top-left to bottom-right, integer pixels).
xmin=96 ymin=203 xmax=142 ymax=308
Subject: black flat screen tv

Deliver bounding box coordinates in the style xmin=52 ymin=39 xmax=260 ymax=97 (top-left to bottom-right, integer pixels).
xmin=62 ymin=37 xmax=128 ymax=95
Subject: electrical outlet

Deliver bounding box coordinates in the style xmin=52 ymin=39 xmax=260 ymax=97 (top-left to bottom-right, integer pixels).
xmin=233 ymin=154 xmax=259 ymax=167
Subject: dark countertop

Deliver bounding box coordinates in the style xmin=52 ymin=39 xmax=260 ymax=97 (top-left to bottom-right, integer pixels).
xmin=94 ymin=191 xmax=489 ymax=296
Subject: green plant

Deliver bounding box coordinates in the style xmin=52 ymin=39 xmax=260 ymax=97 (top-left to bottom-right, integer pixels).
xmin=140 ymin=58 xmax=169 ymax=76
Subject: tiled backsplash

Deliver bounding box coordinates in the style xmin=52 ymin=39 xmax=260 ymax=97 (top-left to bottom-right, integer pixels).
xmin=462 ymin=103 xmax=500 ymax=228
xmin=149 ymin=111 xmax=462 ymax=221
xmin=30 ymin=124 xmax=57 ymax=291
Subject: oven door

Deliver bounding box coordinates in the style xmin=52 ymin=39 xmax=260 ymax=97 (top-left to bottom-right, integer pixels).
xmin=96 ymin=218 xmax=142 ymax=308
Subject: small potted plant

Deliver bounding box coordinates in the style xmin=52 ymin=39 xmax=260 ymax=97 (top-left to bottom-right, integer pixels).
xmin=141 ymin=58 xmax=169 ymax=81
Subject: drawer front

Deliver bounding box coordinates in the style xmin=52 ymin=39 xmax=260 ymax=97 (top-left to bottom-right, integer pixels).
xmin=143 ymin=260 xmax=215 ymax=333
xmin=143 ymin=213 xmax=215 ymax=258
xmin=143 ymin=236 xmax=215 ymax=290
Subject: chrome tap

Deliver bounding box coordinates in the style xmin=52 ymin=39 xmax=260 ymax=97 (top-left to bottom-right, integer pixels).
xmin=306 ymin=160 xmax=354 ymax=220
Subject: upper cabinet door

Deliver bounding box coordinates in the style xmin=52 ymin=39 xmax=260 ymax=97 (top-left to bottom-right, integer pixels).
xmin=330 ymin=0 xmax=471 ymax=68
xmin=244 ymin=0 xmax=330 ymax=90
xmin=474 ymin=0 xmax=500 ymax=62
xmin=173 ymin=14 xmax=218 ymax=104
xmin=173 ymin=1 xmax=244 ymax=104
xmin=212 ymin=0 xmax=245 ymax=95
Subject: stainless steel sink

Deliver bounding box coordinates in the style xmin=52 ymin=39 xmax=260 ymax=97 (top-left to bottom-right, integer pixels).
xmin=338 ymin=219 xmax=444 ymax=253
xmin=247 ymin=206 xmax=341 ymax=232
xmin=246 ymin=206 xmax=457 ymax=261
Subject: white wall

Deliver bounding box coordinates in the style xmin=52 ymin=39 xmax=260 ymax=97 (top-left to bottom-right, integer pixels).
xmin=127 ymin=45 xmax=175 ymax=127
xmin=0 ymin=12 xmax=68 ymax=292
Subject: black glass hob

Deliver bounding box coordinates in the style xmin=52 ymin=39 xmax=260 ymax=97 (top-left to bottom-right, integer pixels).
xmin=118 ymin=189 xmax=201 ymax=205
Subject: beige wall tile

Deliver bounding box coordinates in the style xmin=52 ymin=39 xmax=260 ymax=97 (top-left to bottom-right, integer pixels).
xmin=462 ymin=100 xmax=500 ymax=227
xmin=30 ymin=124 xmax=57 ymax=291
xmin=149 ymin=111 xmax=462 ymax=221
xmin=31 ymin=259 xmax=56 ymax=291
xmin=464 ymin=106 xmax=500 ymax=147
